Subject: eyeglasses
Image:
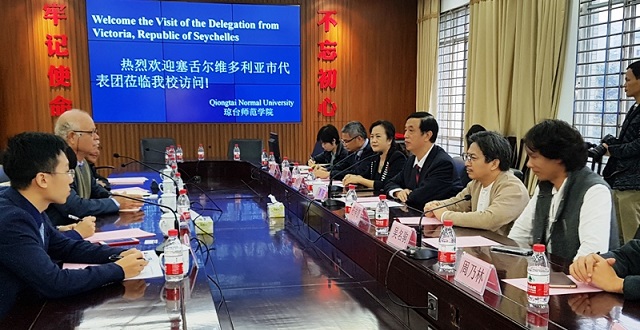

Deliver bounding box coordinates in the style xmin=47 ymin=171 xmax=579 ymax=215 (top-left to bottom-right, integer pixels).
xmin=73 ymin=128 xmax=99 ymax=135
xmin=44 ymin=169 xmax=76 ymax=177
xmin=341 ymin=136 xmax=357 ymax=144
xmin=461 ymin=153 xmax=480 ymax=162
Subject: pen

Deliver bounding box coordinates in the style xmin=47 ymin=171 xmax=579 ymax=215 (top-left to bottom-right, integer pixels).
xmin=108 ymin=254 xmax=122 ymax=261
xmin=68 ymin=214 xmax=81 ymax=222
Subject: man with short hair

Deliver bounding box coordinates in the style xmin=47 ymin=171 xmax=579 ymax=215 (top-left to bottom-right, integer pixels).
xmin=0 ymin=132 xmax=146 ymax=312
xmin=423 ymin=131 xmax=529 ymax=235
xmin=385 ymin=112 xmax=462 ymax=209
xmin=508 ymin=119 xmax=619 ymax=261
xmin=315 ymin=121 xmax=375 ymax=180
xmin=46 ymin=109 xmax=141 ymax=226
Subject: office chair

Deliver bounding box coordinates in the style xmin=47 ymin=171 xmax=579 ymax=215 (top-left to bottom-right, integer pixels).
xmin=140 ymin=138 xmax=176 ymax=170
xmin=452 ymin=156 xmax=470 ymax=187
xmin=227 ymin=139 xmax=263 ymax=166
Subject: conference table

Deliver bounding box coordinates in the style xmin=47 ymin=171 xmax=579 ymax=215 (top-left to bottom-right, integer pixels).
xmin=2 ymin=160 xmax=640 ymax=329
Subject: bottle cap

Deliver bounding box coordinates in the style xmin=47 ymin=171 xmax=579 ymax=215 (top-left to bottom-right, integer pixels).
xmin=443 ymin=219 xmax=453 ymax=226
xmin=294 ymin=162 xmax=299 ymax=166
xmin=179 ymin=189 xmax=187 ymax=195
xmin=177 ymin=144 xmax=181 ymax=147
xmin=168 ymin=229 xmax=178 ymax=236
xmin=270 ymin=152 xmax=274 ymax=154
xmin=379 ymin=194 xmax=386 ymax=200
xmin=349 ymin=184 xmax=356 ymax=190
xmin=235 ymin=144 xmax=238 ymax=147
xmin=532 ymin=244 xmax=546 ymax=252
xmin=263 ymin=149 xmax=266 ymax=152
xmin=175 ymin=172 xmax=181 ymax=177
xmin=198 ymin=143 xmax=202 ymax=146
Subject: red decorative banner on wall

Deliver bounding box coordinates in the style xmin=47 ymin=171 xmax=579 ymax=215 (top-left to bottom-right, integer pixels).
xmin=317 ymin=10 xmax=338 ymax=117
xmin=43 ymin=3 xmax=72 ymax=117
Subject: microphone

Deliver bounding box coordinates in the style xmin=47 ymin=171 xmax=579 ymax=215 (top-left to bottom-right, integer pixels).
xmin=113 ymin=153 xmax=177 ymax=185
xmin=405 ymin=194 xmax=472 ymax=260
xmin=111 ymin=193 xmax=178 ymax=255
xmin=323 ymin=152 xmax=380 ymax=209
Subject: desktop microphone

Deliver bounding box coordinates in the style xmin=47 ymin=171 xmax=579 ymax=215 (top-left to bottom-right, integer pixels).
xmin=113 ymin=153 xmax=177 ymax=185
xmin=405 ymin=194 xmax=471 ymax=260
xmin=323 ymin=152 xmax=380 ymax=209
xmin=111 ymin=193 xmax=178 ymax=255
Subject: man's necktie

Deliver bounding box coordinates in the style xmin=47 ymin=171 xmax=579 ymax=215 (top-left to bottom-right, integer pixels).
xmin=415 ymin=165 xmax=421 ymax=184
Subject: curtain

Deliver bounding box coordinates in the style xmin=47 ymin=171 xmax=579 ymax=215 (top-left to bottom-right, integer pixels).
xmin=465 ymin=0 xmax=569 ymax=191
xmin=416 ymin=0 xmax=440 ymax=114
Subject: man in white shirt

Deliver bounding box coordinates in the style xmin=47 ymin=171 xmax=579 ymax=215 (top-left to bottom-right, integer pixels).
xmin=508 ymin=119 xmax=619 ymax=261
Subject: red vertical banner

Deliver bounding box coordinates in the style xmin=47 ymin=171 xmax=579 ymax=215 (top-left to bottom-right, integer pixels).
xmin=43 ymin=3 xmax=72 ymax=117
xmin=317 ymin=10 xmax=338 ymax=117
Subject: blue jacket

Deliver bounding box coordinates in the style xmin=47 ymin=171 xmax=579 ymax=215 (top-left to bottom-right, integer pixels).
xmin=0 ymin=187 xmax=124 ymax=304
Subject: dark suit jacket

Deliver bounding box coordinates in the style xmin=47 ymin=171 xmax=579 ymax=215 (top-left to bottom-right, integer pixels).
xmin=331 ymin=141 xmax=376 ymax=180
xmin=384 ymin=145 xmax=463 ymax=209
xmin=45 ymin=165 xmax=118 ymax=226
xmin=367 ymin=149 xmax=407 ymax=194
xmin=312 ymin=143 xmax=349 ymax=168
xmin=88 ymin=163 xmax=111 ymax=191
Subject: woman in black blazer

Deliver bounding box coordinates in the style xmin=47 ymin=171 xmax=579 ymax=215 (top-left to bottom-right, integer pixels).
xmin=342 ymin=120 xmax=407 ymax=193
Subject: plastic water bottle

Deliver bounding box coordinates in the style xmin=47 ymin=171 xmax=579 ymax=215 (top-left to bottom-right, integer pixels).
xmin=280 ymin=157 xmax=291 ymax=185
xmin=438 ymin=219 xmax=456 ymax=272
xmin=268 ymin=152 xmax=278 ymax=177
xmin=175 ymin=172 xmax=185 ymax=191
xmin=177 ymin=189 xmax=191 ymax=238
xmin=306 ymin=168 xmax=316 ymax=193
xmin=170 ymin=164 xmax=178 ymax=182
xmin=197 ymin=144 xmax=205 ymax=161
xmin=291 ymin=162 xmax=302 ymax=190
xmin=345 ymin=184 xmax=357 ymax=215
xmin=164 ymin=229 xmax=184 ymax=282
xmin=165 ymin=147 xmax=171 ymax=166
xmin=233 ymin=144 xmax=241 ymax=161
xmin=175 ymin=145 xmax=184 ymax=163
xmin=526 ymin=304 xmax=549 ymax=330
xmin=261 ymin=149 xmax=269 ymax=168
xmin=374 ymin=195 xmax=389 ymax=236
xmin=527 ymin=244 xmax=550 ymax=306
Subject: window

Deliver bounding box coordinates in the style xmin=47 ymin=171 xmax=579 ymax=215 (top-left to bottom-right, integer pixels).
xmin=573 ymin=0 xmax=640 ymax=168
xmin=437 ymin=5 xmax=470 ymax=157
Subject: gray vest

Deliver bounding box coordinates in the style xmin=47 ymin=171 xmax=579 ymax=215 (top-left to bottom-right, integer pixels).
xmin=531 ymin=166 xmax=619 ymax=260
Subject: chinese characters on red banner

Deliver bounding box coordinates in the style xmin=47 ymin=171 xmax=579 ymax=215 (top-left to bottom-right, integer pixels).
xmin=43 ymin=3 xmax=72 ymax=116
xmin=316 ymin=10 xmax=338 ymax=117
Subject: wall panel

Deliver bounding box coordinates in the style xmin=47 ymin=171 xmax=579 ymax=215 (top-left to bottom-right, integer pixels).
xmin=0 ymin=0 xmax=417 ymax=167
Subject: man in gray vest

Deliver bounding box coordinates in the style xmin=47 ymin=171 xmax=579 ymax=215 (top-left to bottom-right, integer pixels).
xmin=509 ymin=119 xmax=619 ymax=261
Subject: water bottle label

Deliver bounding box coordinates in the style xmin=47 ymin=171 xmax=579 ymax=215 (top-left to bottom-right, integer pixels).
xmin=345 ymin=205 xmax=352 ymax=214
xmin=165 ymin=257 xmax=183 ymax=275
xmin=527 ymin=274 xmax=550 ymax=296
xmin=438 ymin=251 xmax=456 ymax=263
xmin=375 ymin=217 xmax=388 ymax=228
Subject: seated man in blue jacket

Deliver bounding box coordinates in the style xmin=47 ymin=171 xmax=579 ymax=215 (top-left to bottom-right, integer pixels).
xmin=0 ymin=132 xmax=147 ymax=316
xmin=384 ymin=112 xmax=463 ymax=209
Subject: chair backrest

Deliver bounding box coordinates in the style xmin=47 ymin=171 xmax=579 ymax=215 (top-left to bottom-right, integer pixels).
xmin=0 ymin=165 xmax=9 ymax=184
xmin=228 ymin=139 xmax=263 ymax=166
xmin=452 ymin=156 xmax=470 ymax=187
xmin=510 ymin=168 xmax=525 ymax=183
xmin=140 ymin=138 xmax=176 ymax=170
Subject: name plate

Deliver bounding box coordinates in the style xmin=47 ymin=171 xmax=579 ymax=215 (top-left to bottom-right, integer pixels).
xmin=454 ymin=252 xmax=501 ymax=296
xmin=313 ymin=184 xmax=328 ymax=201
xmin=346 ymin=202 xmax=368 ymax=225
xmin=387 ymin=221 xmax=417 ymax=250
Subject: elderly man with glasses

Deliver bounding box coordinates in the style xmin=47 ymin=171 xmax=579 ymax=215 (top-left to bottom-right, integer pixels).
xmin=423 ymin=131 xmax=529 ymax=236
xmin=45 ymin=109 xmax=142 ymax=228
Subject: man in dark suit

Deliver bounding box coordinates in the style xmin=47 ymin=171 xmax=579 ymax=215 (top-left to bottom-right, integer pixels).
xmin=315 ymin=121 xmax=376 ymax=180
xmin=385 ymin=112 xmax=462 ymax=209
xmin=45 ymin=109 xmax=142 ymax=226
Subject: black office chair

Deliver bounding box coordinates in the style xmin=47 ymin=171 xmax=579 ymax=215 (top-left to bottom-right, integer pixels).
xmin=452 ymin=156 xmax=470 ymax=187
xmin=228 ymin=139 xmax=263 ymax=166
xmin=510 ymin=168 xmax=525 ymax=183
xmin=140 ymin=138 xmax=175 ymax=170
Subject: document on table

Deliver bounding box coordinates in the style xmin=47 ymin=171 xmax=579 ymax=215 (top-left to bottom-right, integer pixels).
xmin=423 ymin=236 xmax=501 ymax=248
xmin=336 ymin=197 xmax=403 ymax=208
xmin=63 ymin=250 xmax=163 ymax=280
xmin=109 ymin=177 xmax=148 ymax=186
xmin=502 ymin=276 xmax=603 ymax=295
xmin=397 ymin=216 xmax=442 ymax=225
xmin=110 ymin=187 xmax=150 ymax=195
xmin=86 ymin=228 xmax=156 ymax=243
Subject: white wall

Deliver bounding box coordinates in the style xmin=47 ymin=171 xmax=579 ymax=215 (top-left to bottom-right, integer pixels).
xmin=441 ymin=0 xmax=469 ymax=13
xmin=557 ymin=0 xmax=579 ymax=123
